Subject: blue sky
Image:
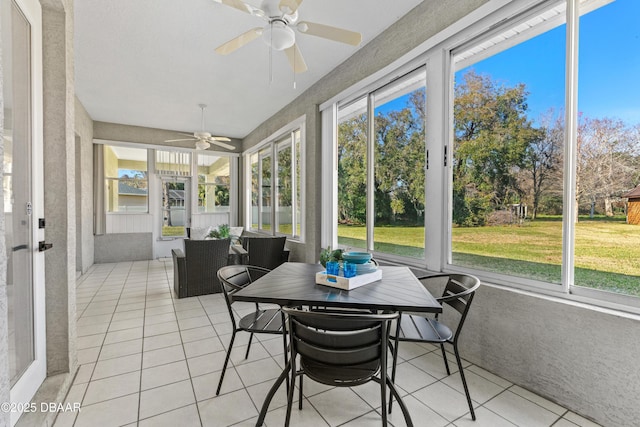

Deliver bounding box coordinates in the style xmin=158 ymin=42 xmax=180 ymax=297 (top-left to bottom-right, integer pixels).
xmin=458 ymin=0 xmax=640 ymax=126
xmin=378 ymin=0 xmax=640 ymax=127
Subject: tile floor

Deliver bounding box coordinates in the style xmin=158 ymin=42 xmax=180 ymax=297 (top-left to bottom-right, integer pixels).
xmin=53 ymin=260 xmax=601 ymax=427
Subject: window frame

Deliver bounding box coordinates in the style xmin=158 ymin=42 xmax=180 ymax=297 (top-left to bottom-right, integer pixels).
xmin=244 ymin=116 xmax=305 ymax=241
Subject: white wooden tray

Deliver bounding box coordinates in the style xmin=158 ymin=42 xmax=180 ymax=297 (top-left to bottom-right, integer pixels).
xmin=315 ymin=269 xmax=383 ymax=290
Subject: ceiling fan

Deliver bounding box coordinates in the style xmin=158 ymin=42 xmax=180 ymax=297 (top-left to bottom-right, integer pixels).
xmin=164 ymin=104 xmax=234 ymax=150
xmin=213 ymin=0 xmax=362 ymax=73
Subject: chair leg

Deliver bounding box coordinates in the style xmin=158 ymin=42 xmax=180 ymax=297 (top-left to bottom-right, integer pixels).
xmin=284 ymin=360 xmax=297 ymax=427
xmin=216 ymin=330 xmax=236 ymax=396
xmin=440 ymin=342 xmax=451 ymax=375
xmin=298 ymin=374 xmax=303 ymax=410
xmin=454 ymin=343 xmax=475 ymax=421
xmin=388 ymin=319 xmax=401 ymax=414
xmin=380 ymin=369 xmax=388 ymax=426
xmin=245 ymin=332 xmax=254 ymax=359
xmin=386 ymin=376 xmax=413 ymax=427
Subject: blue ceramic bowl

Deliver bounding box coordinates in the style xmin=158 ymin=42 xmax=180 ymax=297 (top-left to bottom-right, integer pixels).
xmin=342 ymin=252 xmax=372 ymax=264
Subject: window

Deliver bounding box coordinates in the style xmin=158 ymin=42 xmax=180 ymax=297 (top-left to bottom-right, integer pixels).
xmin=275 ymin=130 xmax=302 ymax=236
xmin=574 ymin=0 xmax=640 ymax=297
xmin=338 ymin=97 xmax=367 ymax=250
xmin=197 ymin=153 xmax=230 ymax=213
xmin=160 ymin=176 xmax=189 ymax=238
xmin=104 ymin=145 xmax=148 ymax=212
xmin=336 ymin=69 xmax=427 ymax=259
xmin=246 ymin=120 xmax=304 ymax=239
xmin=323 ymin=0 xmax=640 ymax=308
xmin=155 ymin=150 xmax=191 ymax=238
xmin=449 ymin=3 xmax=566 ymax=285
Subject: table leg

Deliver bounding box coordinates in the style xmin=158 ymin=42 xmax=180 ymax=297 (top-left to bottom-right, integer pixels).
xmin=256 ymin=360 xmax=291 ymax=426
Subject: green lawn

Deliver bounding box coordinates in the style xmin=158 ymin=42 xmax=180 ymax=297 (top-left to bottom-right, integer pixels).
xmin=338 ymin=217 xmax=640 ymax=297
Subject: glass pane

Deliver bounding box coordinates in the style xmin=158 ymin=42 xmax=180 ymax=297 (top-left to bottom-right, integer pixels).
xmin=251 ymin=153 xmax=259 ymax=229
xmin=161 ymin=180 xmax=186 ymax=237
xmin=451 ymin=5 xmax=565 ymax=284
xmin=261 ymin=150 xmax=271 ymax=231
xmin=295 ymin=130 xmax=302 ymax=237
xmin=104 ymin=145 xmax=148 ymax=212
xmin=337 ymin=97 xmax=367 ymax=249
xmin=197 ymin=153 xmax=230 ymax=213
xmin=575 ymin=0 xmax=640 ymax=296
xmin=3 ymin=0 xmax=35 ymax=385
xmin=372 ymin=70 xmax=426 ymax=259
xmin=276 ymin=138 xmax=292 ymax=235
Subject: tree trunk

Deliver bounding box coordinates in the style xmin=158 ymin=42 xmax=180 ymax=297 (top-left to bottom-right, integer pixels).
xmin=604 ymin=197 xmax=614 ymax=217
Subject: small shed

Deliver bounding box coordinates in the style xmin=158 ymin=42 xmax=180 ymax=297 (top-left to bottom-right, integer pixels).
xmin=622 ymin=185 xmax=640 ymax=225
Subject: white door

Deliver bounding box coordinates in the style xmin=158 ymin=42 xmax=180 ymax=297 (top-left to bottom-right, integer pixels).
xmin=2 ymin=0 xmax=46 ymax=424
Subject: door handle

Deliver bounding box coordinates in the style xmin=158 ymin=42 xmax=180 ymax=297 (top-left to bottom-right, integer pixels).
xmin=12 ymin=244 xmax=28 ymax=252
xmin=39 ymin=241 xmax=53 ymax=252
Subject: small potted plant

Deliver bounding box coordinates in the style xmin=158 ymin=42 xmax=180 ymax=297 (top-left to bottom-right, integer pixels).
xmin=319 ymin=246 xmax=343 ymax=267
xmin=208 ymin=224 xmax=230 ymax=239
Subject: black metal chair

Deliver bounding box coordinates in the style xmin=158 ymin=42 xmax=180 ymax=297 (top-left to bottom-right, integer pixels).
xmin=242 ymin=236 xmax=288 ymax=270
xmin=258 ymin=308 xmax=413 ymax=427
xmin=215 ymin=265 xmax=288 ymax=396
xmin=389 ymin=273 xmax=480 ymax=420
xmin=171 ymin=238 xmax=230 ymax=298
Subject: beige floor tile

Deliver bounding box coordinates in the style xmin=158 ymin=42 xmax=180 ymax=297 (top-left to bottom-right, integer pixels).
xmin=454 ymin=406 xmax=518 ymax=427
xmin=143 ymin=331 xmax=182 ymax=351
xmin=92 ymin=353 xmax=142 ymax=380
xmin=83 ymin=371 xmax=141 ymax=405
xmin=144 ymin=320 xmax=179 ymax=337
xmin=198 ymin=389 xmax=258 ymax=426
xmin=192 ymin=369 xmax=244 ymax=401
xmin=180 ymin=325 xmax=216 ymax=343
xmin=412 ymin=381 xmax=475 ymax=422
xmin=139 ymin=379 xmax=195 ymax=419
xmin=183 ymin=336 xmax=225 ymax=358
xmin=187 ymin=350 xmax=227 ymax=377
xmin=308 ymin=387 xmax=372 ymax=426
xmin=74 ymin=393 xmax=139 ymax=427
xmin=98 ymin=338 xmax=142 ymax=360
xmin=484 ymin=390 xmax=560 ymax=427
xmin=235 ymin=357 xmax=284 ymax=388
xmin=142 ymin=344 xmax=185 ymax=369
xmin=103 ymin=327 xmax=143 ymax=345
xmin=141 ymin=360 xmax=190 ymax=390
xmin=138 ymin=404 xmax=201 ymax=427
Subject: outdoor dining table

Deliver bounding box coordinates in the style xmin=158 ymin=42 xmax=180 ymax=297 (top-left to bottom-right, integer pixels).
xmin=232 ymin=262 xmax=443 ymax=426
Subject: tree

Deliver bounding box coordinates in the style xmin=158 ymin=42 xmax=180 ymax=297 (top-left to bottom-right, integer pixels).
xmin=338 ymin=113 xmax=368 ymax=224
xmin=453 ymin=70 xmax=536 ymax=225
xmin=577 ymin=116 xmax=639 ymax=217
xmin=520 ymin=109 xmax=563 ymax=219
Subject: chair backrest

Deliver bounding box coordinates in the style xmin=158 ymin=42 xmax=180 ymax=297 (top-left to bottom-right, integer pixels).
xmin=217 ymin=265 xmax=272 ymax=324
xmin=421 ymin=273 xmax=480 ymax=342
xmin=282 ymin=307 xmax=398 ymax=386
xmin=242 ymin=236 xmax=287 ymax=270
xmin=183 ymin=238 xmax=231 ymax=293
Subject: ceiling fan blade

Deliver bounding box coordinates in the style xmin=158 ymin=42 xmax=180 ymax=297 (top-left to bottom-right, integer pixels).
xmin=284 ymin=43 xmax=308 ymax=74
xmin=297 ymin=21 xmax=362 ymax=46
xmin=279 ymin=0 xmax=303 ymax=15
xmin=216 ymin=0 xmax=253 ymax=14
xmin=215 ymin=27 xmax=263 ymax=55
xmin=210 ymin=136 xmax=232 ymax=142
xmin=165 ymin=138 xmax=196 ymax=143
xmin=209 ymin=139 xmax=235 ymax=150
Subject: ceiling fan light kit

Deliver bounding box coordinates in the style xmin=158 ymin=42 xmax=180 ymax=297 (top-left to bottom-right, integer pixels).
xmin=263 ymin=20 xmax=295 ymax=51
xmin=214 ymin=0 xmax=362 ymax=75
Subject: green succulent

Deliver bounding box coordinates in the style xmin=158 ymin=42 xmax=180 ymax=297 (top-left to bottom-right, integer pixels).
xmin=319 ymin=246 xmax=343 ymax=267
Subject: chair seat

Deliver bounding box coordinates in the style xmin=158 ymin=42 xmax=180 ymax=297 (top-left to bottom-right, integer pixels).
xmin=393 ymin=313 xmax=453 ymax=343
xmin=301 ymin=358 xmax=380 ymax=387
xmin=238 ymin=308 xmax=284 ymax=333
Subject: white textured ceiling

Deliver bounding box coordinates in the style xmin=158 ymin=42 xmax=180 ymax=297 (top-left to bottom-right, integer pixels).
xmin=74 ymin=0 xmax=423 ymax=139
